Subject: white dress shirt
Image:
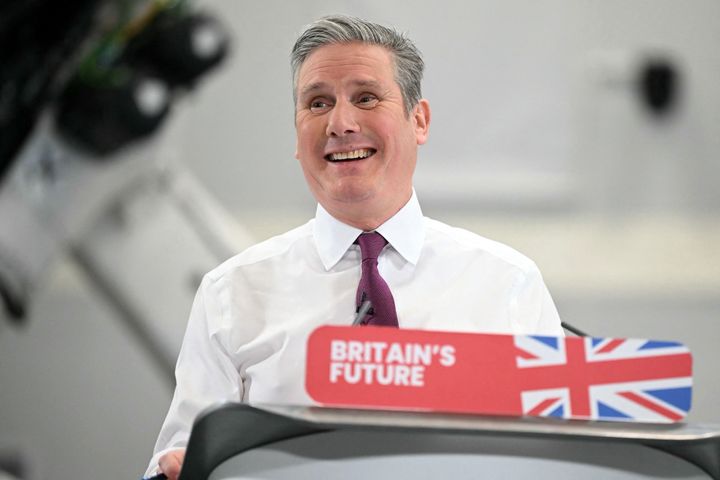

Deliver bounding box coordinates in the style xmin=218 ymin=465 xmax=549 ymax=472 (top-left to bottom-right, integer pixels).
xmin=144 ymin=192 xmax=562 ymax=476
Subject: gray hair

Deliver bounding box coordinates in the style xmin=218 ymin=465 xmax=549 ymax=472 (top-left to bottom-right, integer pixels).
xmin=290 ymin=15 xmax=424 ymax=115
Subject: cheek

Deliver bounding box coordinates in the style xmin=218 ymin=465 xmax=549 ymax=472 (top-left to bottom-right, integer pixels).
xmin=296 ymin=122 xmax=326 ymax=154
xmin=377 ymin=118 xmax=415 ymax=154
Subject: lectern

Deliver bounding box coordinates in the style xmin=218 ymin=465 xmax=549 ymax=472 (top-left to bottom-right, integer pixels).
xmin=177 ymin=403 xmax=720 ymax=480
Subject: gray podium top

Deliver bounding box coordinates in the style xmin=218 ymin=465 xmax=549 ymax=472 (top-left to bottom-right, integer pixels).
xmin=179 ymin=403 xmax=720 ymax=480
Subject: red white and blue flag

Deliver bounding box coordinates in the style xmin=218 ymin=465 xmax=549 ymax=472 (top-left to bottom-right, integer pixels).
xmin=515 ymin=336 xmax=692 ymax=422
xmin=306 ymin=326 xmax=693 ymax=423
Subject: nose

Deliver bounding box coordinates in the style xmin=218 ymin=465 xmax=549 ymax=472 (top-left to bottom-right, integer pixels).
xmin=325 ymin=100 xmax=359 ymax=137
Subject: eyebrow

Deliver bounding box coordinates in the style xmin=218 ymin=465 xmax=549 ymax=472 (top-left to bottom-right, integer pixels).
xmin=299 ymin=79 xmax=384 ymax=98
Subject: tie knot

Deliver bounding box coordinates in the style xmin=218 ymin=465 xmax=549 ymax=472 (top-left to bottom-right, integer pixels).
xmin=357 ymin=232 xmax=387 ymax=261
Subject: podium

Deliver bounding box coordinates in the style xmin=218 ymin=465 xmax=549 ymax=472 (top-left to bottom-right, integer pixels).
xmin=178 ymin=403 xmax=720 ymax=480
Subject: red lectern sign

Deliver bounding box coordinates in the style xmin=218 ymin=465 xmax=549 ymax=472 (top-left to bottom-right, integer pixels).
xmin=306 ymin=326 xmax=692 ymax=423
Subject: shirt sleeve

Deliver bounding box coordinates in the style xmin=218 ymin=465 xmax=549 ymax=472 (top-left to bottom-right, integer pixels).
xmin=144 ymin=274 xmax=243 ymax=477
xmin=510 ymin=263 xmax=564 ymax=336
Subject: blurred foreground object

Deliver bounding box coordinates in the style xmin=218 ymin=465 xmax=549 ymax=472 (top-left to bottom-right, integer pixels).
xmin=0 ymin=4 xmax=248 ymax=478
xmin=0 ymin=0 xmax=248 ymax=372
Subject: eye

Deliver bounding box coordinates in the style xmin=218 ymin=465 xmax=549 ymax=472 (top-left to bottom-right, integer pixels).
xmin=309 ymin=98 xmax=332 ymax=113
xmin=356 ymin=93 xmax=378 ymax=108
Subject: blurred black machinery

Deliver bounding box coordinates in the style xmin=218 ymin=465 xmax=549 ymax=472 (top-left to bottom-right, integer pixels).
xmin=55 ymin=1 xmax=229 ymax=154
xmin=0 ymin=0 xmax=236 ymax=323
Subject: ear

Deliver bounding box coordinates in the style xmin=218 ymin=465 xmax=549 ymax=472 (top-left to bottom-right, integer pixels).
xmin=413 ymin=99 xmax=431 ymax=145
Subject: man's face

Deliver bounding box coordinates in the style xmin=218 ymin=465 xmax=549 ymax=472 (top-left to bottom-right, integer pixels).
xmin=294 ymin=42 xmax=430 ymax=228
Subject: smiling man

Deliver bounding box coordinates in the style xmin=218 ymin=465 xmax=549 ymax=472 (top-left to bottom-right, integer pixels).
xmin=144 ymin=15 xmax=562 ymax=480
xmin=294 ymin=40 xmax=429 ymax=230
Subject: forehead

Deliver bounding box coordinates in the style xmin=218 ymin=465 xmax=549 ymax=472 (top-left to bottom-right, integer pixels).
xmin=297 ymin=42 xmax=396 ymax=91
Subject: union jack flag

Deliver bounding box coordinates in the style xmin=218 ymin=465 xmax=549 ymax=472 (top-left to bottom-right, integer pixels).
xmin=514 ymin=336 xmax=693 ymax=422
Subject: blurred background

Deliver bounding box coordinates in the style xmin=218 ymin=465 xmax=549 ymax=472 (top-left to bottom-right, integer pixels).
xmin=0 ymin=0 xmax=718 ymax=478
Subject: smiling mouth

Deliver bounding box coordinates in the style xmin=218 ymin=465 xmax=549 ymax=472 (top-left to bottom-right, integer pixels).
xmin=325 ymin=148 xmax=376 ymax=162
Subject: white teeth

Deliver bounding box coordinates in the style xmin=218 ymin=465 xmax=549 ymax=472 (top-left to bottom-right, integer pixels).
xmin=329 ymin=148 xmax=373 ymax=161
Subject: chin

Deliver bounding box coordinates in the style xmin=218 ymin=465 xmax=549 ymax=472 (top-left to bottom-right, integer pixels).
xmin=332 ymin=181 xmax=379 ymax=203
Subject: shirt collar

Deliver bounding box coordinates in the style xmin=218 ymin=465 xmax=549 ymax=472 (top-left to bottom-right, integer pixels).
xmin=313 ymin=190 xmax=425 ymax=270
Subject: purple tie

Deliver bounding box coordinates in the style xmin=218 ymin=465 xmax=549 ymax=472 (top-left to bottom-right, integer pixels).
xmin=355 ymin=232 xmax=399 ymax=327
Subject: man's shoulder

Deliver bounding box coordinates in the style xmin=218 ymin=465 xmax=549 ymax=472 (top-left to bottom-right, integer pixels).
xmin=424 ymin=217 xmax=537 ymax=273
xmin=206 ymin=220 xmax=314 ymax=281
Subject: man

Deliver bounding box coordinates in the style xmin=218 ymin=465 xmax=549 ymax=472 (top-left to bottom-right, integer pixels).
xmin=144 ymin=15 xmax=562 ymax=480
